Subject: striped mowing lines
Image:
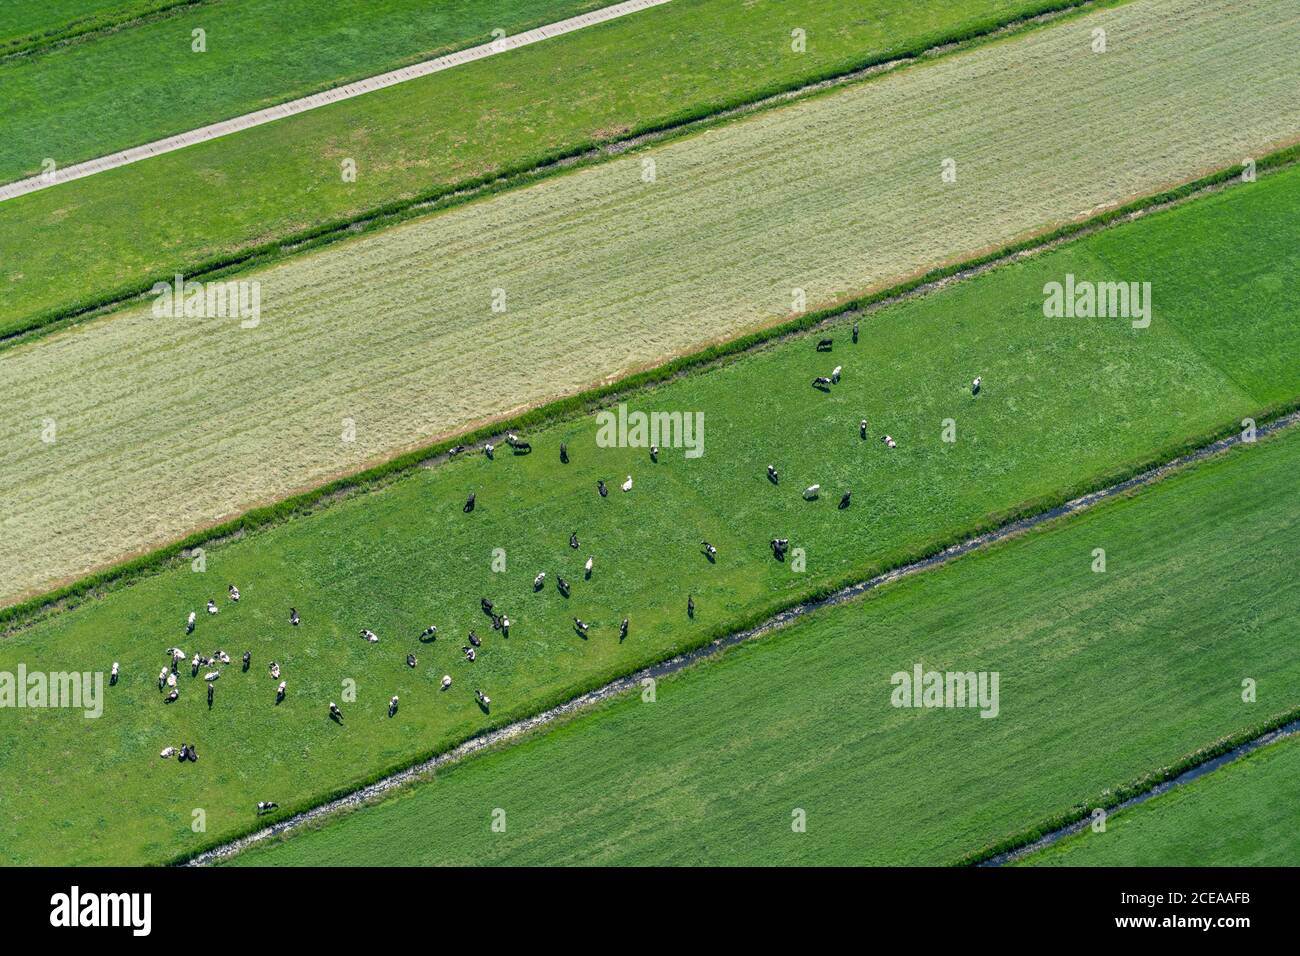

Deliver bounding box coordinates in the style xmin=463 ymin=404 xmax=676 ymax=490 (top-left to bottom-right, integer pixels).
xmin=0 ymin=0 xmax=672 ymax=201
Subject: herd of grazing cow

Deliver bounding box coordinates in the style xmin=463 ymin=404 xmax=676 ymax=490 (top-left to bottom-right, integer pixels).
xmin=119 ymin=330 xmax=980 ymax=815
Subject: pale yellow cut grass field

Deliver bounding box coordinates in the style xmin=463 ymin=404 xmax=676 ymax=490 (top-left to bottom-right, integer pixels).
xmin=1 ymin=0 xmax=1297 ymax=605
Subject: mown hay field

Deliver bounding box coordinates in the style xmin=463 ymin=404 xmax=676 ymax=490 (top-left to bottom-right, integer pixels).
xmin=1022 ymin=735 xmax=1300 ymax=867
xmin=229 ymin=429 xmax=1300 ymax=866
xmin=1 ymin=166 xmax=1296 ymax=864
xmin=1 ymin=0 xmax=1297 ymax=605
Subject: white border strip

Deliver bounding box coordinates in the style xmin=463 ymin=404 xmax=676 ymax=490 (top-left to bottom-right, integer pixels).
xmin=0 ymin=0 xmax=672 ymax=202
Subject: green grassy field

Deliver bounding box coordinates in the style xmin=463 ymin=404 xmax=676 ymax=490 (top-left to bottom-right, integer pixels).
xmin=0 ymin=0 xmax=181 ymax=52
xmin=3 ymin=0 xmax=1297 ymax=605
xmin=1021 ymin=735 xmax=1300 ymax=866
xmin=228 ymin=428 xmax=1300 ymax=866
xmin=0 ymin=0 xmax=607 ymax=182
xmin=0 ymin=0 xmax=1085 ymax=332
xmin=1 ymin=161 xmax=1297 ymax=865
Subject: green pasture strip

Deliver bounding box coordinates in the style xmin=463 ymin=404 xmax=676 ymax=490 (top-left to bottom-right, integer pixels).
xmin=0 ymin=0 xmax=196 ymax=55
xmin=228 ymin=428 xmax=1300 ymax=865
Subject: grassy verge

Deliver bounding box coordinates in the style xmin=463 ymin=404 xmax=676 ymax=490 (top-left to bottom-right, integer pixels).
xmin=1017 ymin=734 xmax=1300 ymax=867
xmin=0 ymin=0 xmax=1093 ymax=334
xmin=224 ymin=428 xmax=1300 ymax=865
xmin=4 ymin=0 xmax=1297 ymax=605
xmin=0 ymin=0 xmax=200 ymax=56
xmin=1 ymin=153 xmax=1297 ymax=864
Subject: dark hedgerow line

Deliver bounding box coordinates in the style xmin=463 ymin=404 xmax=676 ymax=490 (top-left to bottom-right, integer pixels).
xmin=2 ymin=142 xmax=1298 ymax=635
xmin=0 ymin=0 xmax=1106 ymax=350
xmin=0 ymin=0 xmax=215 ymax=61
xmin=960 ymin=703 xmax=1300 ymax=867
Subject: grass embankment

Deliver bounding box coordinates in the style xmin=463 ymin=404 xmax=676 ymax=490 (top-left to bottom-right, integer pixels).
xmin=2 ymin=0 xmax=1297 ymax=603
xmin=229 ymin=428 xmax=1300 ymax=866
xmin=1 ymin=160 xmax=1298 ymax=864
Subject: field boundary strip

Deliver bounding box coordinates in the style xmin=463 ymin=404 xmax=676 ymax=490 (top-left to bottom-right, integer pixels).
xmin=3 ymin=142 xmax=1297 ymax=632
xmin=182 ymin=412 xmax=1300 ymax=866
xmin=0 ymin=0 xmax=1103 ymax=348
xmin=979 ymin=716 xmax=1300 ymax=866
xmin=0 ymin=0 xmax=672 ymax=200
xmin=1 ymin=0 xmax=216 ymax=60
